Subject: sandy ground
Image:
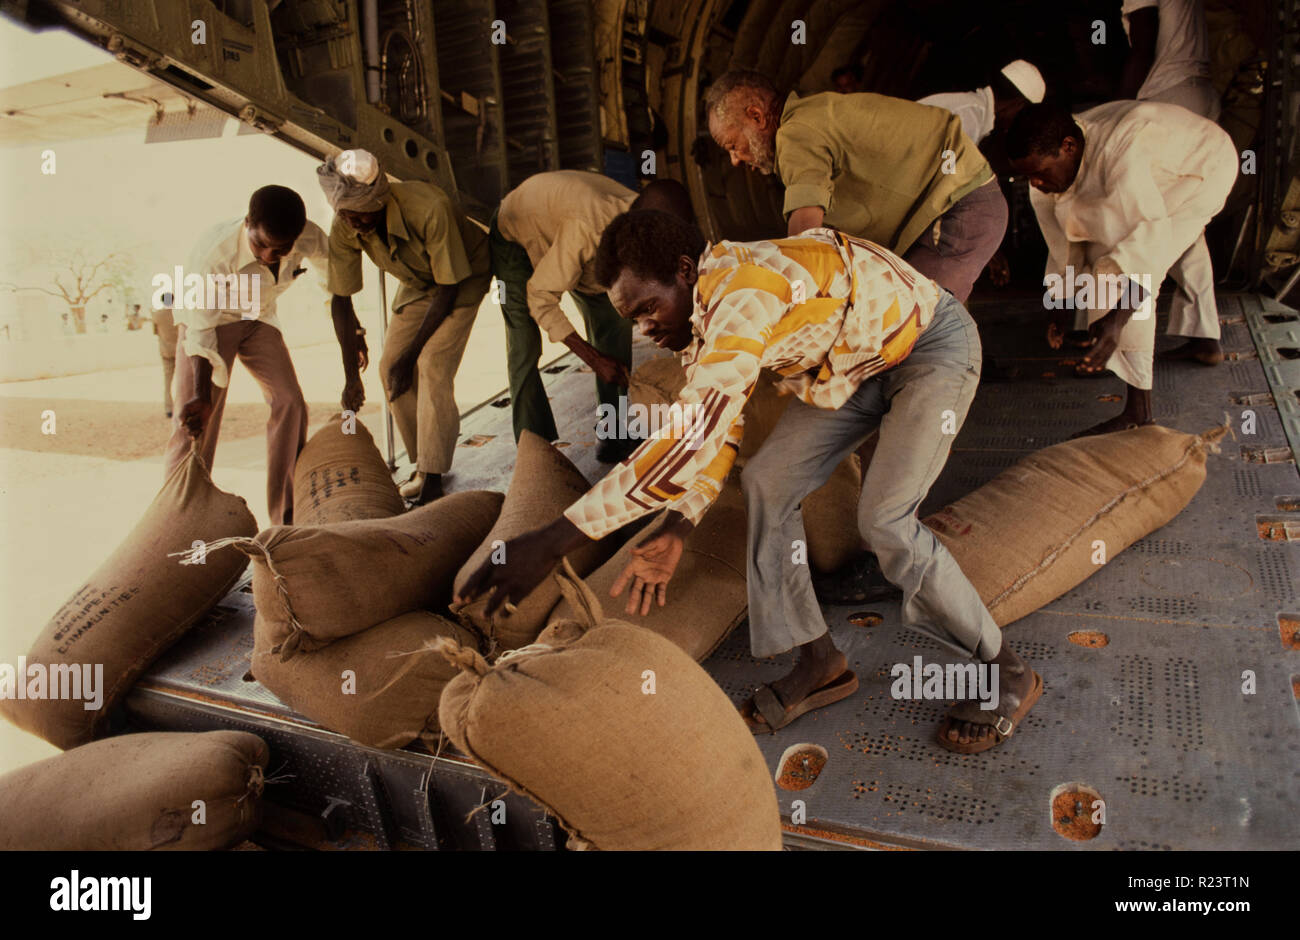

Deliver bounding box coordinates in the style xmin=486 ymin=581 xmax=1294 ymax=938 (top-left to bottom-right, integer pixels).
xmin=0 ymin=297 xmax=566 ymax=775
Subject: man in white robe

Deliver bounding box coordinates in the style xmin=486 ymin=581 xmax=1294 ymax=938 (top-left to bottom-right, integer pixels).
xmin=1007 ymin=100 xmax=1237 ymax=437
xmin=1120 ymin=0 xmax=1226 ymax=365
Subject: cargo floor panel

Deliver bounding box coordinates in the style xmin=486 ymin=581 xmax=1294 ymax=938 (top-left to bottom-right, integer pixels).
xmin=128 ymin=291 xmax=1299 ymax=850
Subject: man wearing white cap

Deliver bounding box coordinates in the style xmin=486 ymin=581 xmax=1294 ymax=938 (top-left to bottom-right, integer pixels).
xmin=1120 ymin=0 xmax=1226 ymax=367
xmin=918 ymin=59 xmax=1047 ymax=147
xmin=320 ymin=149 xmax=491 ymax=505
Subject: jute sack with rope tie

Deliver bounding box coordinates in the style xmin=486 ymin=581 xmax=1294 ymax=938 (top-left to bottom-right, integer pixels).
xmin=546 ymin=477 xmax=748 ymax=662
xmin=250 ymin=608 xmax=480 ymax=749
xmin=629 ymin=358 xmax=866 ymax=573
xmin=0 ymin=443 xmax=257 ymax=750
xmin=923 ymin=424 xmax=1228 ymax=627
xmin=292 ymin=412 xmax=405 ymax=526
xmin=451 ymin=431 xmax=614 ymax=655
xmin=194 ymin=489 xmax=503 ymax=662
xmin=0 ymin=730 xmax=268 ymax=850
xmin=436 ymin=559 xmax=783 ymax=851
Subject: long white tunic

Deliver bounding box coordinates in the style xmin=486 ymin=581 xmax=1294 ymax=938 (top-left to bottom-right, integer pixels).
xmin=1029 ymin=99 xmax=1236 ymax=389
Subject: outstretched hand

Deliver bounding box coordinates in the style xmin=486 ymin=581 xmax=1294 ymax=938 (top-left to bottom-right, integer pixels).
xmin=610 ymin=526 xmax=686 ymax=616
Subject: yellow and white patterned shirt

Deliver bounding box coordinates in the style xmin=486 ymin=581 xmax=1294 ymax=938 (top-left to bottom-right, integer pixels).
xmin=563 ymin=227 xmax=941 ymax=540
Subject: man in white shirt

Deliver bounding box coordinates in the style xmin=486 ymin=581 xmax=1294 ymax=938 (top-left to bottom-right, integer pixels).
xmin=1120 ymin=0 xmax=1225 ymax=366
xmin=1007 ymin=101 xmax=1237 ymax=437
xmin=918 ymin=59 xmax=1046 ymax=147
xmin=918 ymin=59 xmax=1046 ymax=295
xmin=160 ymin=185 xmax=367 ymax=525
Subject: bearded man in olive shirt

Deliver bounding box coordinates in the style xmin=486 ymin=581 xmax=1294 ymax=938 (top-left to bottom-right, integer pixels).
xmin=704 ymin=69 xmax=1008 ymax=304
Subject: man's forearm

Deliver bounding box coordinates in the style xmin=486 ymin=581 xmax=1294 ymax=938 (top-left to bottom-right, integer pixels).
xmin=191 ymin=356 xmax=213 ymax=402
xmin=562 ymin=330 xmax=593 ymax=358
xmin=788 ymin=206 xmax=826 ymax=236
xmin=330 ymin=295 xmax=361 ymax=378
xmin=660 ymin=510 xmax=695 ymax=539
xmin=541 ymin=513 xmax=597 ymax=558
xmin=405 ymin=284 xmax=458 ymax=359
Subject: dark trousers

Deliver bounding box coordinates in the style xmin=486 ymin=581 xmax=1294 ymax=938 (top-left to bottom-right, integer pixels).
xmin=488 ymin=209 xmax=632 ymax=442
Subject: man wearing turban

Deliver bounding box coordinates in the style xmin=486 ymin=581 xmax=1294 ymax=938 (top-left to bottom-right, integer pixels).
xmin=319 ymin=149 xmax=492 ymax=504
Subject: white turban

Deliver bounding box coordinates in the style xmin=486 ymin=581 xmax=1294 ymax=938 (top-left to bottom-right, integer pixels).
xmin=317 ymin=149 xmax=390 ymax=212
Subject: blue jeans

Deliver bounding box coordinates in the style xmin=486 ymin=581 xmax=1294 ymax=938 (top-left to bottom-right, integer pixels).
xmin=740 ymin=291 xmax=1002 ymax=661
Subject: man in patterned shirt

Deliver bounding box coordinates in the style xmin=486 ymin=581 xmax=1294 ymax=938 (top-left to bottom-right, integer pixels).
xmin=457 ymin=211 xmax=1043 ymax=752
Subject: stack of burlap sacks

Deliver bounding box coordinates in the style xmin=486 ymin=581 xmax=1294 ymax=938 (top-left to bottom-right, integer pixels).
xmin=215 ymin=415 xmax=786 ymax=850
xmin=0 ymin=376 xmax=1223 ymax=850
xmin=236 ymin=414 xmax=500 ymax=750
xmin=0 ymin=411 xmax=787 ymax=850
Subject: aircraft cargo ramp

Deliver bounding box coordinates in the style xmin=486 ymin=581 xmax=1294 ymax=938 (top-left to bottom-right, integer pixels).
xmin=126 ymin=288 xmax=1300 ymax=851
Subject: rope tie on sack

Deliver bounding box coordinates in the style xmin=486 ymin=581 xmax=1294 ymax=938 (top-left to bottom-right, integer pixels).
xmin=172 ymin=534 xmax=308 ymax=660
xmin=175 ymin=535 xmax=306 ymax=660
xmin=238 ymin=764 xmax=266 ymax=804
xmin=431 ymin=635 xmax=489 ymax=676
xmin=1205 ymin=418 xmax=1231 ymax=453
xmin=553 ymin=556 xmax=603 ymax=628
xmin=494 ymin=641 xmax=555 ymax=665
xmin=463 ymin=785 xmax=512 ymax=824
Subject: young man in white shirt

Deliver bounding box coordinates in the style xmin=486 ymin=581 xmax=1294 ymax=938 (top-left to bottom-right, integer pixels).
xmin=161 ymin=185 xmax=367 ymax=525
xmin=1007 ymin=102 xmax=1236 ymax=438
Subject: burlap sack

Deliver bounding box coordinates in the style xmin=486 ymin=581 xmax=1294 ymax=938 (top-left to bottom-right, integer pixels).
xmin=0 ymin=730 xmax=268 ymax=850
xmin=437 ymin=561 xmax=783 ymax=850
xmin=293 ymin=413 xmax=405 ymax=526
xmin=548 ymin=480 xmax=748 ymax=661
xmin=250 ymin=609 xmax=479 ymax=749
xmin=451 ymin=431 xmax=611 ymax=654
xmin=0 ymin=447 xmax=256 ymax=750
xmin=923 ymin=425 xmax=1226 ymax=627
xmin=205 ymin=489 xmax=503 ymax=661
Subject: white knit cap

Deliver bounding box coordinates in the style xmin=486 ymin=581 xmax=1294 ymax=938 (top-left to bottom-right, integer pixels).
xmin=337 ymin=149 xmax=381 ymax=184
xmin=1000 ymin=60 xmax=1045 ymax=104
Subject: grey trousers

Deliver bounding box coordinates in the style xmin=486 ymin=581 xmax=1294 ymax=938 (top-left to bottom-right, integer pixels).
xmin=902 ymin=178 xmax=1008 ymax=303
xmin=740 ymin=291 xmax=1003 ymax=661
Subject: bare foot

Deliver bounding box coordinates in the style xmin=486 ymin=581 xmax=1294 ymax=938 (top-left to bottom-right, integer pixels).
xmin=1159 ymin=338 xmax=1223 ymax=366
xmin=938 ymin=644 xmax=1036 ymax=749
xmin=1069 ymin=414 xmax=1155 ymax=439
xmin=742 ymin=634 xmax=847 ymax=731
